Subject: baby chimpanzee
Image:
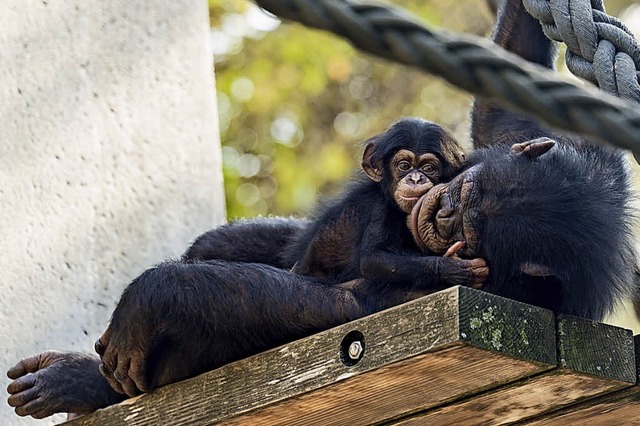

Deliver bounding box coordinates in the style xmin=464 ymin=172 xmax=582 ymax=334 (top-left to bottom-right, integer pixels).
xmin=285 ymin=117 xmax=488 ymax=308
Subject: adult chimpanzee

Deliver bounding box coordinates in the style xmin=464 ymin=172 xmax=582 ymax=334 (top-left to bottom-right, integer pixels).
xmin=410 ymin=1 xmax=636 ymax=321
xmin=6 ymin=0 xmax=635 ymax=420
xmin=284 ymin=117 xmax=487 ymax=296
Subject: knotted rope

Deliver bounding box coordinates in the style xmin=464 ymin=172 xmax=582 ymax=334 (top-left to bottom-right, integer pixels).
xmin=524 ymin=0 xmax=640 ymax=103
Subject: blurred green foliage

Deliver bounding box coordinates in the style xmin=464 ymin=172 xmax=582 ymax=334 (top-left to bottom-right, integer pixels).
xmin=209 ymin=0 xmax=638 ymax=219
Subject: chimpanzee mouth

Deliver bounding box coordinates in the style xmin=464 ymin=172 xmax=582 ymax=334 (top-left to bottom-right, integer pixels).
xmin=400 ymin=195 xmax=421 ymax=201
xmin=410 ymin=184 xmax=451 ymax=254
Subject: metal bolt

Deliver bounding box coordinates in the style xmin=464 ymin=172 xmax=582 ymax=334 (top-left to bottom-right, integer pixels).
xmin=348 ymin=341 xmax=364 ymax=360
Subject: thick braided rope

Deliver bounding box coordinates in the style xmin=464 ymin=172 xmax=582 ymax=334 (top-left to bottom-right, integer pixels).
xmin=253 ymin=0 xmax=640 ymax=153
xmin=524 ymin=0 xmax=640 ymax=103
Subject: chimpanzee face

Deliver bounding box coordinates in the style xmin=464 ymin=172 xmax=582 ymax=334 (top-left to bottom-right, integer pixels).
xmin=409 ymin=165 xmax=481 ymax=255
xmin=360 ymin=118 xmax=467 ymax=214
xmin=390 ymin=149 xmax=443 ymax=213
xmin=410 ymin=138 xmax=557 ymax=256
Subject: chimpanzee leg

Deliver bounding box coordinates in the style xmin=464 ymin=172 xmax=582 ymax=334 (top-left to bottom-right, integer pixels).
xmin=6 ymin=351 xmax=124 ymax=419
xmin=471 ymin=0 xmax=557 ymax=147
xmin=183 ymin=217 xmax=309 ymax=269
xmin=96 ymin=260 xmax=363 ymax=396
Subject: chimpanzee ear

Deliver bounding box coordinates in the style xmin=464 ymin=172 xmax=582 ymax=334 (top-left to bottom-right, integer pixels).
xmin=520 ymin=261 xmax=556 ymax=277
xmin=441 ymin=133 xmax=466 ymax=170
xmin=510 ymin=137 xmax=556 ymax=160
xmin=361 ymin=135 xmax=384 ymax=182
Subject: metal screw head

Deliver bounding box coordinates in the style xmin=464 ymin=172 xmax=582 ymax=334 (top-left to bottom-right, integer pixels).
xmin=348 ymin=341 xmax=364 ymax=360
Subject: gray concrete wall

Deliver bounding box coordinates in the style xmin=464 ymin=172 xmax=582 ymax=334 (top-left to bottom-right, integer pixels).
xmin=0 ymin=1 xmax=224 ymax=424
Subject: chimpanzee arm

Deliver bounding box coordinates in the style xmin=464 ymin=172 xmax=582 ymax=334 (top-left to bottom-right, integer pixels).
xmin=183 ymin=217 xmax=309 ymax=269
xmin=96 ymin=260 xmax=363 ymax=396
xmin=471 ymin=0 xmax=557 ymax=147
xmin=360 ymin=250 xmax=487 ymax=291
xmin=358 ymin=214 xmax=487 ymax=294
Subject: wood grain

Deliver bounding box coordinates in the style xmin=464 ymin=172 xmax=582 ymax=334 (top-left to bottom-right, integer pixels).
xmin=223 ymin=345 xmax=546 ymax=426
xmin=390 ymin=314 xmax=636 ymax=425
xmin=518 ymin=332 xmax=640 ymax=425
xmin=393 ymin=371 xmax=627 ymax=426
xmin=523 ymin=389 xmax=640 ymax=425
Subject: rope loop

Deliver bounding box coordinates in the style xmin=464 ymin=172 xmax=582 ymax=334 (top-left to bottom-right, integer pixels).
xmin=523 ymin=0 xmax=640 ymax=103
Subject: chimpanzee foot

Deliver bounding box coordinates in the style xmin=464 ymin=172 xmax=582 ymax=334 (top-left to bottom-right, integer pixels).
xmin=7 ymin=350 xmax=125 ymax=419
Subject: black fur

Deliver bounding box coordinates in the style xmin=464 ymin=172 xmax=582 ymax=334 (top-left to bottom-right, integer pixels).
xmin=463 ymin=142 xmax=633 ymax=320
xmin=285 ymin=119 xmax=457 ymax=279
xmin=184 ymin=216 xmax=308 ymax=268
xmin=464 ymin=1 xmax=635 ymax=320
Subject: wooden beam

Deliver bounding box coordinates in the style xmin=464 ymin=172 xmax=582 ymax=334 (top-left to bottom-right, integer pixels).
xmin=521 ymin=334 xmax=640 ymax=425
xmin=556 ymin=315 xmax=636 ymax=382
xmin=394 ymin=316 xmax=635 ymax=425
xmin=66 ymin=286 xmax=556 ymax=426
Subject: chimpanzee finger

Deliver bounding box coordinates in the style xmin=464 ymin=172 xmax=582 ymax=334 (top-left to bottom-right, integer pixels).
xmin=114 ymin=357 xmax=139 ymax=397
xmin=467 ymin=258 xmax=487 ymax=268
xmin=99 ymin=353 xmax=126 ymax=395
xmin=31 ymin=410 xmax=53 ymax=420
xmin=129 ymin=357 xmax=150 ymax=393
xmin=94 ymin=340 xmax=106 ymax=357
xmin=444 ymin=241 xmax=466 ymax=258
xmin=7 ymin=387 xmax=39 ymax=407
xmin=100 ymin=364 xmax=125 ymax=395
xmin=95 ymin=328 xmax=111 ymax=356
xmin=471 ymin=283 xmax=483 ymax=289
xmin=7 ymin=375 xmax=36 ymax=394
xmin=473 ymin=267 xmax=490 ymax=284
xmin=7 ymin=354 xmax=45 ymax=379
xmin=14 ymin=397 xmax=46 ymax=417
xmin=100 ymin=344 xmax=117 ymax=377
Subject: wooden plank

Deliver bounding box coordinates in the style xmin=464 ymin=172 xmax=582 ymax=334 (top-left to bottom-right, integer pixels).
xmin=222 ymin=346 xmax=546 ymax=426
xmin=67 ymin=286 xmax=556 ymax=426
xmin=393 ymin=371 xmax=626 ymax=426
xmin=521 ymin=334 xmax=640 ymax=425
xmin=390 ymin=315 xmax=636 ymax=425
xmin=523 ymin=390 xmax=640 ymax=425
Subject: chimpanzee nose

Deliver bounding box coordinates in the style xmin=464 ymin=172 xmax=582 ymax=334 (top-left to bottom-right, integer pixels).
xmin=410 ymin=173 xmax=423 ymax=184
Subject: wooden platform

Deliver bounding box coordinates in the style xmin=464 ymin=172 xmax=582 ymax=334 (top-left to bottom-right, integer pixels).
xmin=66 ymin=286 xmax=639 ymax=425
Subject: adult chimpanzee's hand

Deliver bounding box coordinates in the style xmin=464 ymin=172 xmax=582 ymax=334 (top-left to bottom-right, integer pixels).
xmin=93 ymin=270 xmax=169 ymax=397
xmin=94 ymin=307 xmax=155 ymax=397
xmin=94 ymin=325 xmax=151 ymax=397
xmin=439 ymin=241 xmax=489 ymax=288
xmin=94 ymin=261 xmax=366 ymax=397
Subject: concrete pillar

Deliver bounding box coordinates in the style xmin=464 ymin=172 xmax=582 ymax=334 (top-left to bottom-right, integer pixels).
xmin=0 ymin=1 xmax=224 ymax=423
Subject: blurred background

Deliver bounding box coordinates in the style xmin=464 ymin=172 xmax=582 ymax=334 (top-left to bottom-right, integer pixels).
xmin=208 ymin=0 xmax=640 ymax=219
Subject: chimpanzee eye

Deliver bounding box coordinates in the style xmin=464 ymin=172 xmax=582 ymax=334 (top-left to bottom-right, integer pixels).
xmin=422 ymin=164 xmax=436 ymax=174
xmin=397 ymin=161 xmax=411 ymax=171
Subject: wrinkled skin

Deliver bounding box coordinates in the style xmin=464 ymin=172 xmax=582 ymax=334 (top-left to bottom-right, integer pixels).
xmin=6 ymin=351 xmax=124 ymax=418
xmin=410 ymin=168 xmax=481 ymax=257
xmin=410 ymin=138 xmax=557 ymax=256
xmin=94 ymin=324 xmax=153 ymax=397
